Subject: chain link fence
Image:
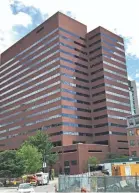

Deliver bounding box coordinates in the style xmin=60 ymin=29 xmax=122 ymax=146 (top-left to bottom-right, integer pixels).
xmin=58 ymin=175 xmax=139 ymax=192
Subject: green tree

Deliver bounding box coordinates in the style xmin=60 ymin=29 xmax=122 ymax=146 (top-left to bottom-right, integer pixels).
xmin=17 ymin=144 xmax=42 ymax=174
xmin=0 ymin=150 xmax=25 ymax=178
xmin=25 ymin=131 xmax=58 ymax=166
xmin=88 ymin=156 xmax=100 ymax=170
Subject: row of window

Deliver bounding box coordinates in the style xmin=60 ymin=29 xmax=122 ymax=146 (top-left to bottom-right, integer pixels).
xmin=60 ymin=42 xmax=87 ymax=55
xmin=0 ymin=57 xmax=59 ymax=92
xmin=61 ymin=73 xmax=89 ymax=83
xmin=95 ymin=131 xmax=126 ymax=136
xmin=102 ymin=46 xmax=125 ymax=59
xmin=103 ymin=54 xmax=125 ymax=65
xmin=0 ymin=107 xmax=91 ymax=127
xmin=0 ymin=49 xmax=60 ymax=86
xmin=93 ymin=106 xmax=131 ymax=114
xmin=103 ymin=61 xmax=126 ymax=72
xmin=104 ymin=68 xmax=127 ymax=79
xmin=94 ymin=122 xmax=127 ymax=128
xmin=104 ymin=75 xmax=128 ymax=86
xmin=107 ymin=107 xmax=131 ymax=114
xmin=60 ymin=49 xmax=88 ymax=62
xmin=1 ymin=67 xmax=89 ymax=101
xmin=106 ymin=91 xmax=129 ymax=99
xmin=102 ymin=39 xmax=124 ymax=53
xmin=60 ymin=57 xmax=88 ymax=69
xmin=1 ymin=38 xmax=59 ymax=80
xmin=94 ymin=114 xmax=126 ymax=120
xmin=106 ymin=98 xmax=130 ymax=107
xmin=1 ymin=70 xmax=91 ymax=107
xmin=101 ymin=33 xmax=124 ymax=46
xmin=1 ymin=56 xmax=88 ymax=97
xmin=93 ymin=98 xmax=129 ymax=107
xmin=92 ymin=89 xmax=129 ymax=100
xmin=1 ymin=39 xmax=88 ymax=87
xmin=89 ymin=45 xmax=124 ymax=60
xmin=0 ymin=79 xmax=61 ymax=107
xmin=1 ymin=96 xmax=90 ymax=122
xmin=60 ymin=64 xmax=88 ymax=76
xmin=0 ymin=129 xmax=92 ymax=141
xmin=62 ymin=80 xmax=89 ymax=90
xmin=1 ymin=73 xmax=60 ymax=102
xmin=105 ymin=83 xmax=129 ymax=93
xmin=88 ymin=32 xmax=124 ymax=46
xmin=0 ymin=87 xmax=90 ymax=115
xmin=61 ymin=88 xmax=89 ymax=98
xmin=1 ymin=28 xmax=59 ymax=68
xmin=0 ymin=89 xmax=60 ymax=114
xmin=1 ymin=27 xmax=84 ymax=69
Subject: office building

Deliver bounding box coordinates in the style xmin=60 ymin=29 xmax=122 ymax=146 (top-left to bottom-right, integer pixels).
xmin=127 ymin=114 xmax=139 ymax=157
xmin=0 ymin=12 xmax=131 ymax=173
xmin=128 ymin=80 xmax=139 ymax=115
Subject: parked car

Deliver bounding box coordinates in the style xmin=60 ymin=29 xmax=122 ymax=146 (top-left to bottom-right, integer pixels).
xmin=17 ymin=183 xmax=35 ymax=193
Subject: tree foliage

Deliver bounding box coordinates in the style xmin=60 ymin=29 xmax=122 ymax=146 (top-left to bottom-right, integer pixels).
xmin=17 ymin=144 xmax=42 ymax=174
xmin=0 ymin=150 xmax=25 ymax=178
xmin=25 ymin=131 xmax=58 ymax=166
xmin=107 ymin=153 xmax=128 ymax=159
xmin=88 ymin=156 xmax=100 ymax=168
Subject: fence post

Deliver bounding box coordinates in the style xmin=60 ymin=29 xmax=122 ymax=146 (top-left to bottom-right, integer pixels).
xmin=104 ymin=176 xmax=107 ymax=192
xmin=135 ymin=173 xmax=138 ymax=192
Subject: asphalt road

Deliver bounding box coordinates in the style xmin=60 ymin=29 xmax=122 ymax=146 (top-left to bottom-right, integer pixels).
xmin=0 ymin=179 xmax=58 ymax=193
xmin=0 ymin=184 xmax=56 ymax=192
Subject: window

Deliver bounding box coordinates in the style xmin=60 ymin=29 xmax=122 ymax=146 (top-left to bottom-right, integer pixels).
xmin=71 ymin=160 xmax=77 ymax=165
xmin=93 ymin=99 xmax=106 ymax=104
xmin=92 ymin=91 xmax=105 ymax=97
xmin=64 ymin=161 xmax=70 ymax=167
xmin=131 ymin=151 xmax=137 ymax=157
xmin=94 ymin=123 xmax=108 ymax=128
xmin=93 ymin=107 xmax=107 ymax=112
xmin=88 ymin=33 xmax=100 ymax=40
xmin=95 ymin=132 xmax=109 ymax=136
xmin=130 ymin=140 xmax=135 ymax=146
xmin=129 ymin=130 xmax=134 ymax=136
xmin=94 ymin=115 xmax=107 ymax=120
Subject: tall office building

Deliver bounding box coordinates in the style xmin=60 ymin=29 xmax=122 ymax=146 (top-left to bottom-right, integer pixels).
xmin=0 ymin=12 xmax=131 ymax=157
xmin=128 ymin=80 xmax=139 ymax=115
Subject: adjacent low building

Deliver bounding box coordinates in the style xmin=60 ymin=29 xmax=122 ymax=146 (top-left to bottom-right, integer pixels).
xmin=128 ymin=80 xmax=139 ymax=115
xmin=127 ymin=114 xmax=139 ymax=157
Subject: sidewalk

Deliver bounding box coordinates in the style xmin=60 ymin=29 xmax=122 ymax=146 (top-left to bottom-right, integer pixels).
xmin=49 ymin=178 xmax=58 ymax=185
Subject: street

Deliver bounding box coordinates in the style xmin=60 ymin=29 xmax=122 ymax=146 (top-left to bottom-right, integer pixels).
xmin=0 ymin=179 xmax=58 ymax=193
xmin=0 ymin=184 xmax=55 ymax=193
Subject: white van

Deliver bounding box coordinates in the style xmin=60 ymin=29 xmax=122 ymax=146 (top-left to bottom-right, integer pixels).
xmin=36 ymin=172 xmax=49 ymax=185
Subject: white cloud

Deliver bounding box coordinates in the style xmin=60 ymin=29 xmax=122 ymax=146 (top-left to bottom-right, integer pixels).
xmin=12 ymin=0 xmax=139 ymax=58
xmin=0 ymin=0 xmax=139 ymax=58
xmin=0 ymin=0 xmax=32 ymax=53
xmin=136 ymin=73 xmax=139 ymax=78
xmin=128 ymin=76 xmax=133 ymax=81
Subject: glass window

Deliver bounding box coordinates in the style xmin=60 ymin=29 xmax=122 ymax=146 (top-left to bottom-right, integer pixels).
xmin=131 ymin=151 xmax=137 ymax=157
xmin=71 ymin=160 xmax=77 ymax=165
xmin=129 ymin=130 xmax=134 ymax=136
xmin=130 ymin=140 xmax=135 ymax=146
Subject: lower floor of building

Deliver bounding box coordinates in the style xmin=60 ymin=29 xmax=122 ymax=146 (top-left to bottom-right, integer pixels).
xmin=53 ymin=143 xmax=109 ymax=175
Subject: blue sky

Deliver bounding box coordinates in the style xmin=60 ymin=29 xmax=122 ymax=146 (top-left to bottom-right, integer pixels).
xmin=0 ymin=0 xmax=139 ymax=101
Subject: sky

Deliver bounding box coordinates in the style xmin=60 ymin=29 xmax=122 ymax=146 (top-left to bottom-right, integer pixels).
xmin=0 ymin=0 xmax=139 ymax=102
